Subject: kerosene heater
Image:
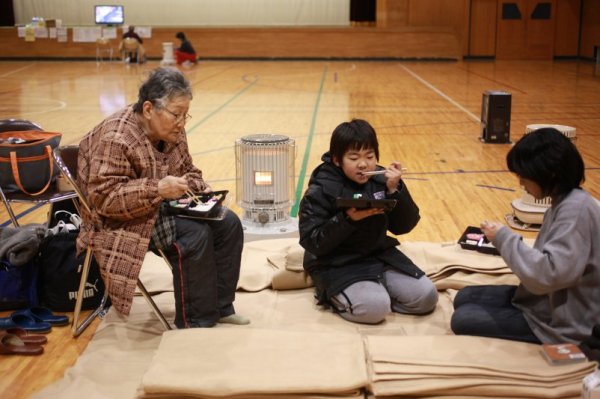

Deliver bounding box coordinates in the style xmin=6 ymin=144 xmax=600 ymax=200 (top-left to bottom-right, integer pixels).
xmin=235 ymin=134 xmax=298 ymax=239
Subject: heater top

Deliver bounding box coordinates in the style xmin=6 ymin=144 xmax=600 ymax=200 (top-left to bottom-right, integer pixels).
xmin=240 ymin=134 xmax=290 ymax=145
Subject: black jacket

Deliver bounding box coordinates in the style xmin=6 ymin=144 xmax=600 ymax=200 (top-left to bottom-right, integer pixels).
xmin=298 ymin=152 xmax=425 ymax=303
xmin=178 ymin=40 xmax=196 ymax=55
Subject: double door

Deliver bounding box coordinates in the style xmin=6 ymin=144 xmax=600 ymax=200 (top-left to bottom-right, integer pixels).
xmin=496 ymin=0 xmax=557 ymax=59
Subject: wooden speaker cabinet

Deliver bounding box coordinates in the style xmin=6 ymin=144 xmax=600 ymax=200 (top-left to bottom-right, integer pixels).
xmin=480 ymin=90 xmax=511 ymax=143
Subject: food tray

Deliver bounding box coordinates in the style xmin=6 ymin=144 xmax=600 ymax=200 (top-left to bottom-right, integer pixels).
xmin=458 ymin=226 xmax=500 ymax=256
xmin=166 ymin=190 xmax=228 ymax=220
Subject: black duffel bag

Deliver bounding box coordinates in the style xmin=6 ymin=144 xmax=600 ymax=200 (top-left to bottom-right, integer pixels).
xmin=37 ymin=230 xmax=105 ymax=312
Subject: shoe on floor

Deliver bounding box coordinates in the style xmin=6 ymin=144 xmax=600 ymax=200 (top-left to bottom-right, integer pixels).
xmin=218 ymin=314 xmax=250 ymax=325
xmin=0 ymin=313 xmax=51 ymax=334
xmin=12 ymin=306 xmax=69 ymax=326
xmin=0 ymin=332 xmax=44 ymax=355
xmin=5 ymin=328 xmax=47 ymax=345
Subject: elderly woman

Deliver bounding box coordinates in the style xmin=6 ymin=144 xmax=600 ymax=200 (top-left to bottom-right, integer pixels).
xmin=77 ymin=67 xmax=248 ymax=328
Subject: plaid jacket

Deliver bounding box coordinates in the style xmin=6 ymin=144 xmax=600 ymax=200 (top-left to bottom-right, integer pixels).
xmin=77 ymin=106 xmax=206 ymax=315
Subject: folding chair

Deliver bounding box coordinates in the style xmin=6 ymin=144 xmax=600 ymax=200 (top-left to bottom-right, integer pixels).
xmin=96 ymin=37 xmax=114 ymax=63
xmin=52 ymin=145 xmax=174 ymax=337
xmin=120 ymin=37 xmax=142 ymax=63
xmin=0 ymin=119 xmax=78 ymax=227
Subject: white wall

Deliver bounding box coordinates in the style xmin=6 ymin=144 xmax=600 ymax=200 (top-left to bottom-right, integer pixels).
xmin=13 ymin=0 xmax=350 ymax=27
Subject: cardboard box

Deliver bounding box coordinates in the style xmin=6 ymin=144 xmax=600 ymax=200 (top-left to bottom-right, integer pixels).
xmin=540 ymin=343 xmax=586 ymax=365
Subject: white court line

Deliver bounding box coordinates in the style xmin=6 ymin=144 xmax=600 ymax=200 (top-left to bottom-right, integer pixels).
xmin=400 ymin=65 xmax=480 ymax=123
xmin=25 ymin=99 xmax=67 ymax=115
xmin=0 ymin=63 xmax=35 ymax=78
xmin=0 ymin=63 xmax=66 ymax=114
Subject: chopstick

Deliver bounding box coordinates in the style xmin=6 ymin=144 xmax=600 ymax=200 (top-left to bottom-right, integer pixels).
xmin=186 ymin=189 xmax=201 ymax=202
xmin=361 ymin=168 xmax=408 ymax=176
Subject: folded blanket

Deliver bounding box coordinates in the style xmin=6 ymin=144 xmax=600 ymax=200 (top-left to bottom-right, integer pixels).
xmin=138 ymin=328 xmax=368 ymax=398
xmin=143 ymin=238 xmax=520 ymax=294
xmin=366 ymin=335 xmax=597 ymax=398
xmin=238 ymin=237 xmax=303 ymax=291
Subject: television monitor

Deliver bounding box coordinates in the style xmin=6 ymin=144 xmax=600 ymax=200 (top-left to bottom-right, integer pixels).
xmin=94 ymin=5 xmax=124 ymax=25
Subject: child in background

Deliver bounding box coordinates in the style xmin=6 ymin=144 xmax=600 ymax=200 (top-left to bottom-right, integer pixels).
xmin=175 ymin=32 xmax=197 ymax=66
xmin=298 ymin=119 xmax=438 ymax=324
xmin=451 ymin=128 xmax=600 ymax=344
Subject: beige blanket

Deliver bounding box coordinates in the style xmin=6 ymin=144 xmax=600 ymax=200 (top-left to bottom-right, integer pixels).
xmin=139 ymin=328 xmax=367 ymax=398
xmin=366 ymin=335 xmax=596 ymax=398
xmin=236 ymin=239 xmax=519 ymax=293
xmin=33 ymin=238 xmax=593 ymax=399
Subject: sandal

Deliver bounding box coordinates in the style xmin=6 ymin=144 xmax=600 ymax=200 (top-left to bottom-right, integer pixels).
xmin=12 ymin=306 xmax=69 ymax=327
xmin=0 ymin=332 xmax=44 ymax=355
xmin=0 ymin=313 xmax=52 ymax=333
xmin=5 ymin=328 xmax=47 ymax=345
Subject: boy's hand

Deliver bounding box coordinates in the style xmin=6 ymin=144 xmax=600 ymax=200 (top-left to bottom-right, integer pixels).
xmin=346 ymin=207 xmax=384 ymax=221
xmin=385 ymin=162 xmax=404 ymax=194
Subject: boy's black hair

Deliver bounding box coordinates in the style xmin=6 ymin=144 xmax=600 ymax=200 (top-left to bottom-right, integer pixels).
xmin=329 ymin=119 xmax=379 ymax=164
xmin=176 ymin=32 xmax=186 ymax=41
xmin=507 ymin=127 xmax=584 ymax=200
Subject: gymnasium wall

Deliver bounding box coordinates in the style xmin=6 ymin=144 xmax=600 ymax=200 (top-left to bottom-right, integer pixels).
xmin=1 ymin=0 xmax=599 ymax=60
xmin=12 ymin=0 xmax=350 ymax=27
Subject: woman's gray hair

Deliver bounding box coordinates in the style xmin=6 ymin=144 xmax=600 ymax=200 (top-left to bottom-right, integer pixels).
xmin=133 ymin=67 xmax=192 ymax=113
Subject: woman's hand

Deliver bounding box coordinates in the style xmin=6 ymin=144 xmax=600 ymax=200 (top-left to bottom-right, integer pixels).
xmin=346 ymin=207 xmax=384 ymax=221
xmin=201 ymin=183 xmax=213 ymax=194
xmin=158 ymin=176 xmax=189 ymax=199
xmin=480 ymin=220 xmax=504 ymax=241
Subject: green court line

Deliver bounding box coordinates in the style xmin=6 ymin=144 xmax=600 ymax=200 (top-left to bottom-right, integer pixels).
xmin=186 ymin=77 xmax=259 ymax=134
xmin=290 ymin=65 xmax=328 ymax=217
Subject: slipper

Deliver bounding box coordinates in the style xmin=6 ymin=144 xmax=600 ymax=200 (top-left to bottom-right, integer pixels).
xmin=0 ymin=332 xmax=44 ymax=355
xmin=5 ymin=328 xmax=47 ymax=345
xmin=12 ymin=306 xmax=69 ymax=327
xmin=0 ymin=313 xmax=52 ymax=333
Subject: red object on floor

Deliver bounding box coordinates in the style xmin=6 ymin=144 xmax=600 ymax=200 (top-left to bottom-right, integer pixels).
xmin=175 ymin=51 xmax=197 ymax=65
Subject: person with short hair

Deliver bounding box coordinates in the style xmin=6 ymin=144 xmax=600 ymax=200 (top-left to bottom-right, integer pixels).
xmin=123 ymin=25 xmax=143 ymax=44
xmin=77 ymin=67 xmax=248 ymax=328
xmin=175 ymin=32 xmax=197 ymax=66
xmin=298 ymin=119 xmax=438 ymax=324
xmin=451 ymin=128 xmax=600 ymax=344
xmin=120 ymin=25 xmax=146 ymax=63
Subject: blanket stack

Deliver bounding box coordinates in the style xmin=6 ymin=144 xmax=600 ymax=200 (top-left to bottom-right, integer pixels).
xmin=138 ymin=328 xmax=368 ymax=398
xmin=398 ymin=241 xmax=520 ymax=290
xmin=366 ymin=335 xmax=597 ymax=398
xmin=235 ymin=239 xmax=523 ymax=293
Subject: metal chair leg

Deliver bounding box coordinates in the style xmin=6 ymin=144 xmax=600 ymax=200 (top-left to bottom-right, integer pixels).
xmin=72 ymin=247 xmax=173 ymax=335
xmin=157 ymin=248 xmax=173 ymax=271
xmin=137 ymin=280 xmax=172 ymax=331
xmin=72 ymin=246 xmax=109 ymax=337
xmin=0 ymin=187 xmax=20 ymax=227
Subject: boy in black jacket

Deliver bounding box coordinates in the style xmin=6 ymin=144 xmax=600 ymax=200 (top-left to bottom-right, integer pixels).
xmin=299 ymin=119 xmax=438 ymax=324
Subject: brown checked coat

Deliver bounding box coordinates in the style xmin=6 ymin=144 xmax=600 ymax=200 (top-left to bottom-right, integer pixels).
xmin=77 ymin=106 xmax=207 ymax=315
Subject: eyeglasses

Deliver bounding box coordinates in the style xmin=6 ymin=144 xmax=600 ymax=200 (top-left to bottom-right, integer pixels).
xmin=161 ymin=107 xmax=192 ymax=124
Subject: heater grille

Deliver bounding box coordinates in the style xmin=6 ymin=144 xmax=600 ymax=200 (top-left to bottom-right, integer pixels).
xmin=235 ymin=134 xmax=295 ymax=225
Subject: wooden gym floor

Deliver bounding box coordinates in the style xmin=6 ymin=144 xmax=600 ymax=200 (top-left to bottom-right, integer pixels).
xmin=1 ymin=59 xmax=599 ymax=398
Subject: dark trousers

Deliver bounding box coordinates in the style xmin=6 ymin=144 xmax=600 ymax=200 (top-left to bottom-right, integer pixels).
xmin=451 ymin=285 xmax=541 ymax=344
xmin=162 ymin=210 xmax=243 ymax=328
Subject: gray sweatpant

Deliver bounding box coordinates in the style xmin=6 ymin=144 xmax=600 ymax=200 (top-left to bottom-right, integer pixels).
xmin=330 ymin=270 xmax=438 ymax=324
